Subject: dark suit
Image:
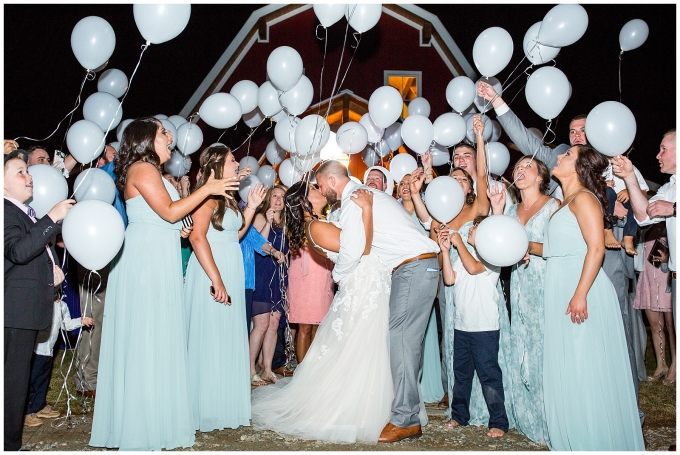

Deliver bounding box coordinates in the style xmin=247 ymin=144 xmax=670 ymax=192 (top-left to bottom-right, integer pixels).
xmin=4 ymin=199 xmax=60 ymax=451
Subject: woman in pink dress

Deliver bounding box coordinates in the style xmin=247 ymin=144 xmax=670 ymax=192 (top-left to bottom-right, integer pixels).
xmin=286 ymin=186 xmax=334 ymax=363
xmin=634 ymin=222 xmax=675 ymax=385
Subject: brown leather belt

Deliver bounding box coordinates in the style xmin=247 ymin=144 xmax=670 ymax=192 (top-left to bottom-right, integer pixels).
xmin=392 ymin=253 xmax=437 ymax=274
xmin=673 ymin=272 xmax=677 ymax=280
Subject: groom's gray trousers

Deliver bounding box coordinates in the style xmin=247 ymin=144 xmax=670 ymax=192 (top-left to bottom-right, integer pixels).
xmin=388 ymin=257 xmax=439 ymax=428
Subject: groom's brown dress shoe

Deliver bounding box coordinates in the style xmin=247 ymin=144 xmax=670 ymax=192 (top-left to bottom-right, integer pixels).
xmin=378 ymin=423 xmax=422 ymax=443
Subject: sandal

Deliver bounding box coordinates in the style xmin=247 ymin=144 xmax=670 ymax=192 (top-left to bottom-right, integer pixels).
xmin=251 ymin=373 xmax=267 ymax=387
xmin=442 ymin=420 xmax=460 ymax=430
xmin=261 ymin=372 xmax=279 ymax=384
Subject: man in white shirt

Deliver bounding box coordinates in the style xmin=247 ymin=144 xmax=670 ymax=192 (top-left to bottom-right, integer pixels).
xmin=613 ymin=129 xmax=677 ymax=319
xmin=315 ymin=160 xmax=440 ymax=443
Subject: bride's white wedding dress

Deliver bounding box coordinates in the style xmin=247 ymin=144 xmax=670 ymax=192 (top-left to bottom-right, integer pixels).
xmin=250 ymin=246 xmax=394 ymax=443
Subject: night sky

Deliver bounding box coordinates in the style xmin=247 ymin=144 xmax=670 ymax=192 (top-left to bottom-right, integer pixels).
xmin=3 ymin=3 xmax=676 ymax=184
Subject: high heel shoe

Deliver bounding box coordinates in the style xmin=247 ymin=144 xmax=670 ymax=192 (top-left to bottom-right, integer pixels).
xmin=647 ymin=367 xmax=669 ymax=382
xmin=662 ymin=377 xmax=676 ymax=386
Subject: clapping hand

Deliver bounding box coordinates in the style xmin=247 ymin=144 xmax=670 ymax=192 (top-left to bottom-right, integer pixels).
xmin=247 ymin=183 xmax=267 ymax=209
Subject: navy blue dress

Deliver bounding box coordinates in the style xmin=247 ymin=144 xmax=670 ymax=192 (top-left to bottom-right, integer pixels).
xmin=252 ymin=224 xmax=288 ymax=316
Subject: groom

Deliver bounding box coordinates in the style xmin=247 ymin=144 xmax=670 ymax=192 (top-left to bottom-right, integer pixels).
xmin=315 ymin=161 xmax=440 ymax=442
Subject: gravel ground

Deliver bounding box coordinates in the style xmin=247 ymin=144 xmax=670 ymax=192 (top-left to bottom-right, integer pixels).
xmin=20 ymin=401 xmax=675 ymax=451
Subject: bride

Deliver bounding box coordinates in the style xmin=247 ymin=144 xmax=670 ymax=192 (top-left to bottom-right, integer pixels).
xmin=250 ymin=180 xmax=393 ymax=443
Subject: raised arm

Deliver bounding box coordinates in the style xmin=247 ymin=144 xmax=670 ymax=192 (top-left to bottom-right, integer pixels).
xmin=611 ymin=155 xmax=651 ymax=223
xmin=473 ymin=115 xmax=491 ymax=215
xmin=129 ymin=162 xmax=238 ymax=223
xmin=238 ymin=184 xmax=266 ymax=239
xmin=352 ymin=189 xmax=374 ymax=255
xmin=409 ymin=168 xmax=433 ymax=226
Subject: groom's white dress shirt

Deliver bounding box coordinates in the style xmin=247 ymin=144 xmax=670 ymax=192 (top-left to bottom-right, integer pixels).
xmin=333 ymin=179 xmax=440 ymax=282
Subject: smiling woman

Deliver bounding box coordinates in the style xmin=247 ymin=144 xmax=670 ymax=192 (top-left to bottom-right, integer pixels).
xmin=88 ymin=117 xmax=240 ymax=450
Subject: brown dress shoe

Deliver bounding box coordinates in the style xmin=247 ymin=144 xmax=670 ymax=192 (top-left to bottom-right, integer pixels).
xmin=77 ymin=389 xmax=96 ymax=398
xmin=437 ymin=393 xmax=449 ymax=409
xmin=378 ymin=422 xmax=422 ymax=443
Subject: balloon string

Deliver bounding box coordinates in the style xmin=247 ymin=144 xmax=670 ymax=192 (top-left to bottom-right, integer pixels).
xmin=500 ymin=60 xmax=532 ymax=102
xmin=618 ymin=51 xmax=623 ymax=103
xmin=330 ymin=32 xmax=361 ymax=109
xmin=506 ymin=124 xmax=552 ymax=190
xmin=499 ymin=55 xmax=528 ymax=94
xmin=14 ymin=70 xmax=95 ymax=144
xmin=323 ymin=5 xmax=354 ymax=119
xmin=316 ymin=25 xmax=328 ymax=118
xmin=231 ymin=117 xmax=267 ymax=154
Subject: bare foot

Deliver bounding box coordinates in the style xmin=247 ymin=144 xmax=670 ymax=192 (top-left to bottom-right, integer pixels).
xmin=442 ymin=420 xmax=461 ymax=430
xmin=604 ymin=229 xmax=621 ymax=249
xmin=487 ymin=427 xmax=505 ymax=438
xmin=622 ymin=236 xmax=637 ymax=256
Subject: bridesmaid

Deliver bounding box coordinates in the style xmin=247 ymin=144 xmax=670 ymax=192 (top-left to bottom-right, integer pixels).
xmin=89 ymin=118 xmax=236 ymax=450
xmin=489 ymin=156 xmax=558 ymax=445
xmin=542 ymin=144 xmax=644 ymax=450
xmin=183 ymin=145 xmax=266 ymax=432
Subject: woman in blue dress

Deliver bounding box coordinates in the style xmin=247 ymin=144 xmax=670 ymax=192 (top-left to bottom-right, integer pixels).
xmin=249 ymin=185 xmax=289 ymax=385
xmin=542 ymin=145 xmax=644 ymax=451
xmin=183 ymin=145 xmax=266 ymax=432
xmin=489 ymin=156 xmax=558 ymax=445
xmin=89 ymin=118 xmax=237 ymax=450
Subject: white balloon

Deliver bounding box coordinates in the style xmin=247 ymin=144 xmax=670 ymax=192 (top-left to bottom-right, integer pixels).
xmin=62 ymin=200 xmax=125 ymax=271
xmin=336 ymin=122 xmax=368 ymax=155
xmin=154 ymin=114 xmax=168 ymax=120
xmin=257 ymin=81 xmax=284 ymax=117
xmin=359 ymin=113 xmax=383 ymax=143
xmin=266 ymin=46 xmax=304 ymax=92
xmin=433 ymin=112 xmax=466 ymax=147
xmin=163 ymin=149 xmax=191 ymax=177
xmin=265 ymin=139 xmax=287 ymax=165
xmin=474 ymin=77 xmax=503 ymax=114
xmin=619 ymin=19 xmax=649 ymax=52
xmin=26 ymin=164 xmax=68 ymax=218
xmin=116 ymin=118 xmax=133 ymax=143
xmin=408 ymin=97 xmax=431 ymax=118
xmin=384 ymin=121 xmax=403 ymax=151
xmin=243 ymin=107 xmax=265 ymax=128
xmin=473 ymin=27 xmax=514 ymax=78
xmin=73 ymin=168 xmax=116 ymax=204
xmin=238 ymin=175 xmax=262 ymax=202
xmin=368 ymin=85 xmax=403 ymax=129
xmin=525 ymin=66 xmax=570 ymax=120
xmin=388 ymin=153 xmax=417 ymax=183
xmin=401 ymin=115 xmax=434 ymax=155
xmin=295 ymin=115 xmax=330 ymax=156
xmin=108 ymin=141 xmax=120 ymax=152
xmin=446 ymin=76 xmax=476 ymax=113
xmin=585 ymin=101 xmax=637 ymax=157
xmin=199 ymin=92 xmax=242 ymax=129
xmin=429 ymin=143 xmax=451 ymax=166
xmin=274 ymin=116 xmax=300 ymax=153
xmin=67 ymin=119 xmax=106 ymax=164
xmin=257 ymin=164 xmax=277 ymax=188
xmin=345 ymin=4 xmax=382 ymax=33
xmin=277 ymin=158 xmax=303 ymax=187
xmin=374 ymin=139 xmax=391 ymax=158
xmin=320 ymin=132 xmax=342 ymax=161
xmin=314 ymin=4 xmax=347 ymax=28
xmin=280 ymin=75 xmax=314 ymax=116
xmin=490 ymin=120 xmax=503 ymax=142
xmin=167 ymin=115 xmax=187 ymax=129
xmin=474 ymin=215 xmax=529 ymax=267
xmin=97 ymin=68 xmax=128 ymax=98
xmin=538 ymin=4 xmax=589 ymax=48
xmin=239 ymin=155 xmax=260 ymax=176
xmin=176 ymin=122 xmax=203 ymax=155
xmin=83 ymin=92 xmax=122 ymax=133
xmin=159 ymin=119 xmax=177 ymax=149
xmin=362 ymin=146 xmax=380 ymax=167
xmin=292 ymin=153 xmax=321 ymax=173
xmin=271 ymin=109 xmax=287 ymax=123
xmin=133 ymin=4 xmax=191 ymax=44
xmin=424 ymin=176 xmax=465 ymax=224
xmin=70 ymin=16 xmax=116 ymax=71
xmin=230 ymin=80 xmax=259 ymax=114
xmin=523 ymin=22 xmax=561 ymax=65
xmin=464 ymin=114 xmax=493 ymax=143
xmin=485 ymin=142 xmax=511 ymax=176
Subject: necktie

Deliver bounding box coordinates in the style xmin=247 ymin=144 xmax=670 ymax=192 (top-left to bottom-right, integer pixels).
xmin=25 ymin=205 xmax=36 ymax=219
